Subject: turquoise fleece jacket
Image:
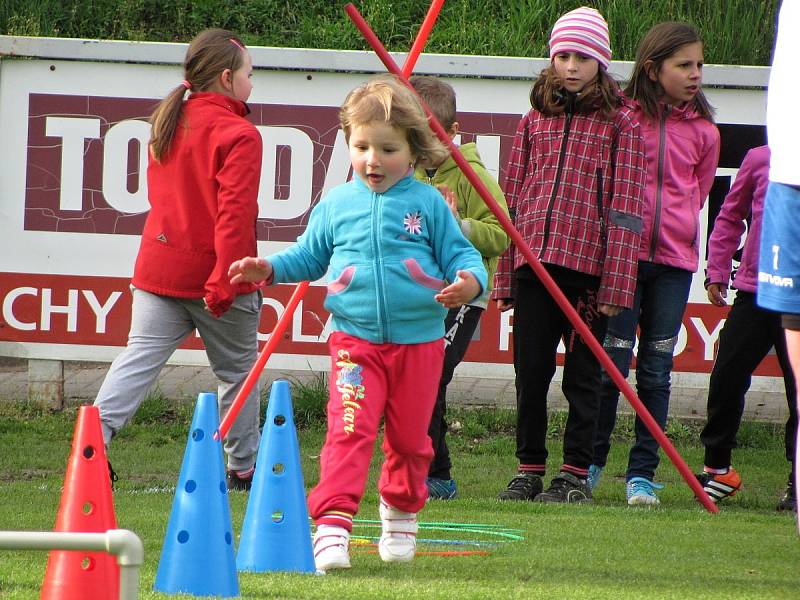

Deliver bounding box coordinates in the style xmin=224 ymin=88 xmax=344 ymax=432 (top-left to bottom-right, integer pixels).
xmin=268 ymin=174 xmax=488 ymax=344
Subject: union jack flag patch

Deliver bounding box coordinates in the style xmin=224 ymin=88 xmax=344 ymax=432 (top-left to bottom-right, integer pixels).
xmin=403 ymin=211 xmax=423 ymax=235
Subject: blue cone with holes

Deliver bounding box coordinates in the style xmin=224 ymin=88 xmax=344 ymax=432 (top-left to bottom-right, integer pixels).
xmin=154 ymin=392 xmax=239 ymax=596
xmin=237 ymin=379 xmax=315 ymax=573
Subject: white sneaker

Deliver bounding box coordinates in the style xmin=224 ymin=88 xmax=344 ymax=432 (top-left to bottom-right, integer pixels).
xmin=378 ymin=497 xmax=417 ymax=563
xmin=313 ymin=525 xmax=351 ymax=571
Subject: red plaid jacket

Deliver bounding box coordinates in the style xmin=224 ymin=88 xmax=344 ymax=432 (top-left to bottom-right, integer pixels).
xmin=492 ymin=102 xmax=646 ymax=308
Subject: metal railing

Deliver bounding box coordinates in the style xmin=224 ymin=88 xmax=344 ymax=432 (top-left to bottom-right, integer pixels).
xmin=0 ymin=529 xmax=144 ymax=600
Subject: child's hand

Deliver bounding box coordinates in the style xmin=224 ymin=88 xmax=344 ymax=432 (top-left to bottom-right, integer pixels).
xmin=706 ymin=283 xmax=728 ymax=306
xmin=437 ymin=184 xmax=459 ymax=219
xmin=496 ymin=298 xmax=514 ymax=312
xmin=435 ymin=270 xmax=480 ymax=308
xmin=229 ymin=257 xmax=272 ymax=285
xmin=598 ymin=304 xmax=623 ymax=317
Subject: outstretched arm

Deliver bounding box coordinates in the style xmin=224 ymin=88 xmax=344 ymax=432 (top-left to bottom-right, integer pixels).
xmin=229 ymin=257 xmax=273 ymax=285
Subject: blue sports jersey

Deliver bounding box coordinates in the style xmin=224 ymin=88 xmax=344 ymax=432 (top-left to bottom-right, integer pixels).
xmin=757 ymin=182 xmax=800 ymax=314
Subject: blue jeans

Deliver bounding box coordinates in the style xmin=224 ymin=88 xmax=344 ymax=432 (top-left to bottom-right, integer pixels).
xmin=592 ymin=262 xmax=692 ymax=481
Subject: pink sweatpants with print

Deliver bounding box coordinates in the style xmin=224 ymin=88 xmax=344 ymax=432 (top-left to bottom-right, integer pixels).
xmin=308 ymin=331 xmax=444 ymax=527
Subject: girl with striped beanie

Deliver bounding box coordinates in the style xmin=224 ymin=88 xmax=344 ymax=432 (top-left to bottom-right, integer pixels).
xmin=493 ymin=6 xmax=647 ymax=504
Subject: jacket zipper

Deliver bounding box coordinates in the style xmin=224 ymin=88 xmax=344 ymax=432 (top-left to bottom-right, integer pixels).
xmin=371 ymin=192 xmax=389 ymax=340
xmin=595 ymin=167 xmax=606 ymax=240
xmin=649 ymin=105 xmax=670 ymax=260
xmin=541 ymin=107 xmax=574 ymax=257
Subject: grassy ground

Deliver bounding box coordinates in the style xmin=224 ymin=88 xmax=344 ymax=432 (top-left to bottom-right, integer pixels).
xmin=0 ymin=394 xmax=797 ymax=599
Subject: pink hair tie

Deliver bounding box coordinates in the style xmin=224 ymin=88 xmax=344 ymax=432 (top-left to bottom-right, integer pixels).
xmin=180 ymin=79 xmax=192 ymax=90
xmin=229 ymin=38 xmax=245 ymax=51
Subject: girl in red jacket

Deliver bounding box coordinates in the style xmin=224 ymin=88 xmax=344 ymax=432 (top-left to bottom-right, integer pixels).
xmin=590 ymin=22 xmax=721 ymax=505
xmin=93 ymin=29 xmax=263 ymax=492
xmin=492 ymin=7 xmax=647 ymax=504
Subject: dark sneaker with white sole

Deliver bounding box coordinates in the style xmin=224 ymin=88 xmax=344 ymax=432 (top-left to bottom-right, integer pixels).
xmin=534 ymin=472 xmax=592 ymax=503
xmin=107 ymin=460 xmax=118 ymax=490
xmin=226 ymin=468 xmax=254 ymax=492
xmin=776 ymin=479 xmax=796 ymax=512
xmin=426 ymin=477 xmax=458 ymax=500
xmin=497 ymin=472 xmax=543 ymax=501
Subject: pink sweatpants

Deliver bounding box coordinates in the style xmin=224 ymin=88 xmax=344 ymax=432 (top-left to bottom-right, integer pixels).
xmin=308 ymin=331 xmax=444 ymax=526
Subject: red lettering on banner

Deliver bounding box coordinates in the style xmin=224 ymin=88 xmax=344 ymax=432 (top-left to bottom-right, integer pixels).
xmin=0 ymin=273 xmax=330 ymax=355
xmin=0 ymin=272 xmax=782 ymax=375
xmin=463 ymin=300 xmax=781 ymax=377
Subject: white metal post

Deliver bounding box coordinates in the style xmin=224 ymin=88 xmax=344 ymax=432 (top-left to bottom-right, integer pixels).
xmin=0 ymin=529 xmax=144 ymax=600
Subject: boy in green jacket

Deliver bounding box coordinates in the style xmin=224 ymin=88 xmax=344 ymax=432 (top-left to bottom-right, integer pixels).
xmin=411 ymin=75 xmax=511 ymax=499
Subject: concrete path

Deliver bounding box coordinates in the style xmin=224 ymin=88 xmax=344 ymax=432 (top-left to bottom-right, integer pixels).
xmin=0 ymin=356 xmax=790 ymax=423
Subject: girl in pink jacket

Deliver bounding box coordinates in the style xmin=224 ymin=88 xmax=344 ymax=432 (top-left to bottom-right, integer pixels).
xmin=698 ymin=145 xmax=797 ymax=511
xmin=590 ymin=22 xmax=720 ymax=505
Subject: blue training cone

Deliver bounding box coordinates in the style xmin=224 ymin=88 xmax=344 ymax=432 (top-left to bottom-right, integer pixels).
xmin=237 ymin=379 xmax=315 ymax=573
xmin=154 ymin=392 xmax=239 ymax=597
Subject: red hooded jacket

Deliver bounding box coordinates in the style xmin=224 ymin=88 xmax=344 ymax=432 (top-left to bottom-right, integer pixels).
xmin=133 ymin=92 xmax=262 ymax=317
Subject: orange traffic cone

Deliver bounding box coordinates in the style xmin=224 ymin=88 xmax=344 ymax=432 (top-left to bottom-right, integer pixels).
xmin=41 ymin=405 xmax=118 ymax=600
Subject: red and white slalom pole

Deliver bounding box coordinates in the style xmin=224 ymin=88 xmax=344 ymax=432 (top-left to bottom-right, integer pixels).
xmin=403 ymin=0 xmax=446 ymax=77
xmin=343 ymin=2 xmax=718 ymax=513
xmin=216 ymin=280 xmax=310 ymax=441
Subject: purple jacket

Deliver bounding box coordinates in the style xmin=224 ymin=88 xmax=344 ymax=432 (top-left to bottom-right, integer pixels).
xmin=633 ymin=100 xmax=720 ymax=272
xmin=706 ymin=145 xmax=770 ymax=293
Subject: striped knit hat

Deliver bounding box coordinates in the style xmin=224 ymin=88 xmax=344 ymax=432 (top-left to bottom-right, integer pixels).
xmin=549 ymin=7 xmax=612 ymax=70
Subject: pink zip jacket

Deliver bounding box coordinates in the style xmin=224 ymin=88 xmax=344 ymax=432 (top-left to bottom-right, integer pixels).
xmin=633 ymin=100 xmax=720 ymax=272
xmin=705 ymin=145 xmax=769 ymax=294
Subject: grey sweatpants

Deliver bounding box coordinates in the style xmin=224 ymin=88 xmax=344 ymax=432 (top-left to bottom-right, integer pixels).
xmin=93 ymin=287 xmax=262 ymax=471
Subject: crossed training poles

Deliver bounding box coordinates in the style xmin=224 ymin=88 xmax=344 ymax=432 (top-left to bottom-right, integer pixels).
xmin=215 ymin=3 xmax=445 ymax=442
xmin=219 ymin=0 xmax=718 ymax=514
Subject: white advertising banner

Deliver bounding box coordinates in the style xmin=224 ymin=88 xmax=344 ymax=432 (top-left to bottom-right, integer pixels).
xmin=0 ymin=37 xmax=775 ymax=382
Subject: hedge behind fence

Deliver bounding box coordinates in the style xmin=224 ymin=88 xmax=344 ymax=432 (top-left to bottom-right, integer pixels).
xmin=0 ymin=0 xmax=779 ymax=66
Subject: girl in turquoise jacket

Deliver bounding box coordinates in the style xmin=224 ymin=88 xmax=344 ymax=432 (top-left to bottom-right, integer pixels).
xmin=230 ymin=75 xmax=487 ymax=572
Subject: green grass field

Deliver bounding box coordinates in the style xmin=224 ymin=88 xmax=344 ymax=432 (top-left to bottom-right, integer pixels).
xmin=0 ymin=397 xmax=797 ymax=599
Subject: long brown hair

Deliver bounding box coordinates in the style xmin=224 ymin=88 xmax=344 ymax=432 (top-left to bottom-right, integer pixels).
xmin=339 ymin=75 xmax=448 ymax=167
xmin=624 ymin=22 xmax=715 ymax=122
xmin=530 ymin=66 xmax=621 ymax=119
xmin=149 ymin=29 xmax=247 ymax=161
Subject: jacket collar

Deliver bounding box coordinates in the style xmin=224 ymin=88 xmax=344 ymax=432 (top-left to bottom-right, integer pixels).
xmin=660 ymin=100 xmax=698 ymax=120
xmin=630 ymin=97 xmax=700 ymax=121
xmin=352 ymin=173 xmax=416 ymax=194
xmin=186 ymin=92 xmax=251 ymax=117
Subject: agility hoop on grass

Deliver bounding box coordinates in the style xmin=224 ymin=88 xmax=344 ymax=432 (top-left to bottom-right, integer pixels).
xmin=216 ymin=280 xmax=311 ymax=441
xmin=343 ymin=2 xmax=718 ymax=514
xmin=352 ymin=518 xmax=524 ymax=541
xmin=350 ymin=516 xmax=523 ymax=556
